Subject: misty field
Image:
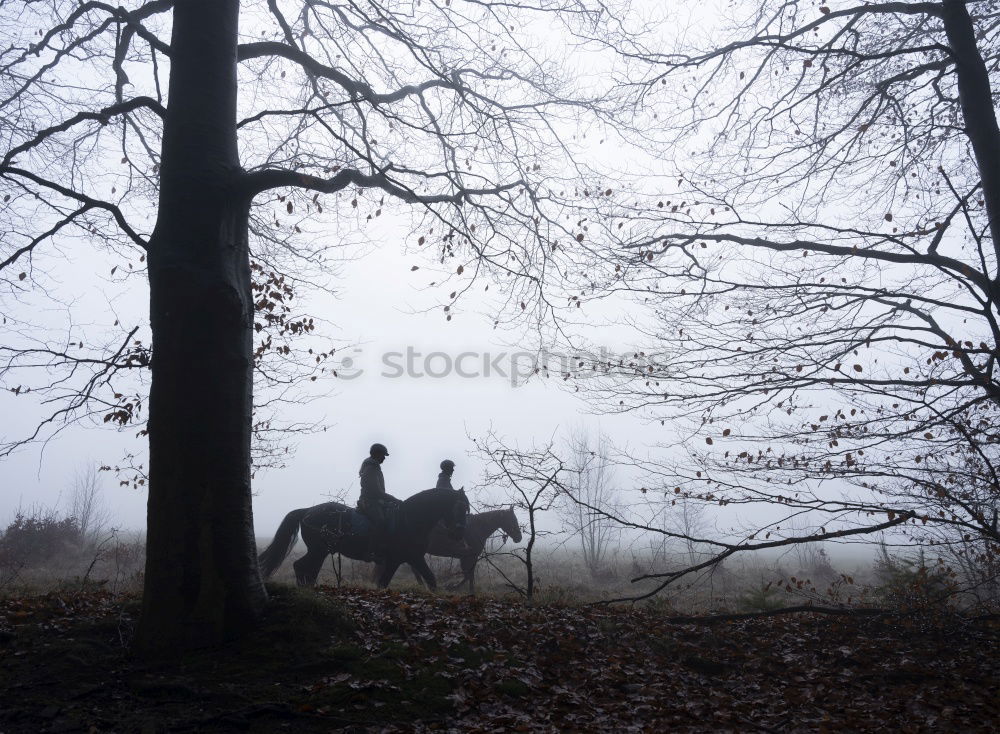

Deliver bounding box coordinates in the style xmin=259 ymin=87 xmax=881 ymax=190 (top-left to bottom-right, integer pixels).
xmin=2 ymin=530 xmax=998 ymax=731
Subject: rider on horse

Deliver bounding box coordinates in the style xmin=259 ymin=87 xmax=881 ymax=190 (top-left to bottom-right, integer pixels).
xmin=358 ymin=442 xmax=391 ymax=559
xmin=436 ymin=459 xmax=456 ymax=490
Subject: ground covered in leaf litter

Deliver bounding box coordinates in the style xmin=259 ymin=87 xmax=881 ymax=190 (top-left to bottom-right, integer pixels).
xmin=0 ymin=584 xmax=997 ymax=733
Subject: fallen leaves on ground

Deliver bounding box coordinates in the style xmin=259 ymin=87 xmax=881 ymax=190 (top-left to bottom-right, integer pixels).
xmin=0 ymin=585 xmax=997 ymax=732
xmin=333 ymin=589 xmax=998 ymax=732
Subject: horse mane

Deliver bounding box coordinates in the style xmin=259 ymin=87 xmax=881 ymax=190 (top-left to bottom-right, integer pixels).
xmin=475 ymin=508 xmax=508 ymax=519
xmin=466 ymin=508 xmax=513 ymax=532
xmin=468 ymin=507 xmax=504 ymax=523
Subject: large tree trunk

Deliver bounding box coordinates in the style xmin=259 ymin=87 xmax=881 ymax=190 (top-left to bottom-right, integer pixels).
xmin=136 ymin=0 xmax=266 ymax=654
xmin=941 ymin=0 xmax=1000 ymax=271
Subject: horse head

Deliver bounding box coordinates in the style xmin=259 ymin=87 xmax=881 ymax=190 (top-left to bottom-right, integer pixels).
xmin=443 ymin=487 xmax=470 ymax=541
xmin=503 ymin=505 xmax=523 ymax=543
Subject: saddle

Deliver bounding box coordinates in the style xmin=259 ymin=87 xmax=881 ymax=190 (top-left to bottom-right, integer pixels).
xmin=355 ymin=495 xmax=402 ymax=534
xmin=313 ymin=505 xmax=372 ymax=541
xmin=306 ymin=500 xmax=401 ymax=562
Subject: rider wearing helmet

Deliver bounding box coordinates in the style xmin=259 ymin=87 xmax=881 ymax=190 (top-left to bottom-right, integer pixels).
xmin=435 ymin=459 xmax=471 ymax=552
xmin=358 ymin=443 xmax=390 ymax=559
xmin=436 ymin=459 xmax=456 ymax=490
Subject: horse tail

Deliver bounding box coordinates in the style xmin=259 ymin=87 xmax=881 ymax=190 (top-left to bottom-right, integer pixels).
xmin=258 ymin=508 xmax=310 ymax=579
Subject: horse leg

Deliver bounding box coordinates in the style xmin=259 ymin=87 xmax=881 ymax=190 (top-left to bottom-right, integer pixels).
xmin=406 ymin=563 xmax=427 ymax=589
xmin=409 ymin=556 xmax=437 ymax=592
xmin=293 ymin=546 xmax=328 ymax=587
xmin=377 ymin=559 xmax=402 ymax=589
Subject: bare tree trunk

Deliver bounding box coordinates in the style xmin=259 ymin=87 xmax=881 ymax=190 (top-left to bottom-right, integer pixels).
xmin=525 ymin=507 xmax=536 ymax=601
xmin=136 ymin=0 xmax=266 ymax=653
xmin=941 ymin=0 xmax=1000 ymax=270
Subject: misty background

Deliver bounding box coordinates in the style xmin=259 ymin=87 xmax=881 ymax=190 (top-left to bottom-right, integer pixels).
xmin=1 ymin=212 xmax=655 ymax=541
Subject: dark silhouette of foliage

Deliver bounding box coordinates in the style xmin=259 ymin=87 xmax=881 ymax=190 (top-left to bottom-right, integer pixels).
xmin=0 ymin=509 xmax=82 ymax=565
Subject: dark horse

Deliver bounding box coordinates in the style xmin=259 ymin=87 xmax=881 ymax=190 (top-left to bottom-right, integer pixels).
xmin=375 ymin=506 xmax=521 ymax=593
xmin=258 ymin=487 xmax=469 ymax=589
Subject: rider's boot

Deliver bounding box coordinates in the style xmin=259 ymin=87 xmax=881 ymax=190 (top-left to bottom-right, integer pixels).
xmin=367 ymin=526 xmax=386 ymax=563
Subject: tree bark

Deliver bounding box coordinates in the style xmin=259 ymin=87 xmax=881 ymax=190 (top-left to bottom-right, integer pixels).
xmin=525 ymin=503 xmax=536 ymax=601
xmin=136 ymin=0 xmax=266 ymax=653
xmin=941 ymin=0 xmax=1000 ymax=270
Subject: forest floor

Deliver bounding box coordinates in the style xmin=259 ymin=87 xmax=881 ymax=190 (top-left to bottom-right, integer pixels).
xmin=0 ymin=583 xmax=997 ymax=733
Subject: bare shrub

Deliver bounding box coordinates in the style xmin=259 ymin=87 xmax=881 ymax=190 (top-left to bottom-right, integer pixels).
xmin=476 ymin=433 xmax=564 ymax=602
xmin=787 ymin=544 xmax=838 ymax=587
xmin=561 ymin=429 xmax=619 ymax=579
xmin=872 ymin=544 xmax=958 ymax=613
xmin=105 ymin=531 xmax=145 ymax=595
xmin=655 ymin=496 xmax=709 ymax=567
xmin=944 ymin=541 xmax=1000 ymax=612
xmin=0 ymin=551 xmax=23 ymax=592
xmin=68 ymin=465 xmax=113 ymax=542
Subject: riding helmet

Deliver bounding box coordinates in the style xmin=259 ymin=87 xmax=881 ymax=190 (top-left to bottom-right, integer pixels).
xmin=440 ymin=459 xmax=455 ymax=471
xmin=370 ymin=442 xmax=389 ymax=457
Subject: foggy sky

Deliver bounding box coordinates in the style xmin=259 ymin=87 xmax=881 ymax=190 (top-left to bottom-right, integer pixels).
xmin=0 ymin=214 xmax=652 ymax=536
